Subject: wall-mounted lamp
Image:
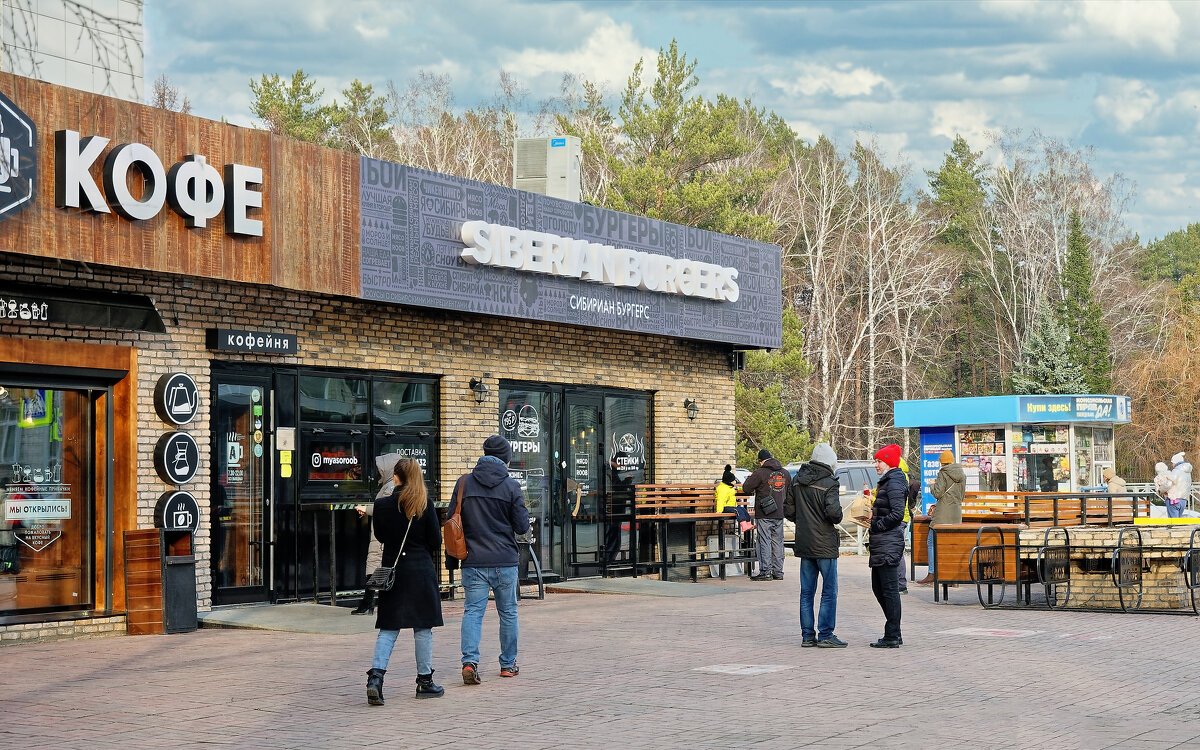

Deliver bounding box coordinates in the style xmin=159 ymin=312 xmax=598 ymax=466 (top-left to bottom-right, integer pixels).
xmin=468 ymin=377 xmax=490 ymax=404
xmin=683 ymin=398 xmax=699 ymax=421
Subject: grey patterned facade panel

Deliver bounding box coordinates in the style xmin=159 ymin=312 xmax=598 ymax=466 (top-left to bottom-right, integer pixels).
xmin=359 ymin=158 xmax=782 ymax=349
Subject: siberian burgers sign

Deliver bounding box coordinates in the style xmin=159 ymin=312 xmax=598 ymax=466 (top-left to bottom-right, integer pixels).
xmin=360 ymin=159 xmax=781 ymax=349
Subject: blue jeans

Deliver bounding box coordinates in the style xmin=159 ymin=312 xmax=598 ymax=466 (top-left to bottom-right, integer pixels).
xmin=799 ymin=557 xmax=838 ymax=641
xmin=927 ymin=526 xmax=936 ymax=575
xmin=373 ymin=627 xmax=433 ymax=674
xmin=461 ymin=566 xmax=519 ymax=669
xmin=1167 ymin=499 xmax=1185 ymax=518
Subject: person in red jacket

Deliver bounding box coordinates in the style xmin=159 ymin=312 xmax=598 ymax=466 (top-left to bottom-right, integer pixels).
xmin=868 ymin=444 xmax=907 ymax=648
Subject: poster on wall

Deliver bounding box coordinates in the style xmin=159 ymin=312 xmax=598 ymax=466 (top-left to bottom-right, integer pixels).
xmin=918 ymin=426 xmax=955 ymax=512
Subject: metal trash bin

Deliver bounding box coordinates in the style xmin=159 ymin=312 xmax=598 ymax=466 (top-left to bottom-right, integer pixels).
xmin=707 ymin=534 xmax=743 ymax=578
xmin=162 ymin=531 xmax=198 ymax=633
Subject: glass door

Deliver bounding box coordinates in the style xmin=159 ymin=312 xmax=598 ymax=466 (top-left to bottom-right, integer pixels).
xmin=212 ymin=376 xmax=271 ymax=604
xmin=565 ymin=395 xmax=602 ymax=577
xmin=0 ymin=384 xmax=96 ymax=617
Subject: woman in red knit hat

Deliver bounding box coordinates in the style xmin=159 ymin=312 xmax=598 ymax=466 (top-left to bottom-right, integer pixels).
xmin=868 ymin=444 xmax=906 ymax=648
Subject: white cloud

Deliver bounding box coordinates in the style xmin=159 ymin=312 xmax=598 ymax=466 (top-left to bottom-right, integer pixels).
xmin=981 ymin=0 xmax=1180 ymax=55
xmin=929 ymin=101 xmax=994 ymax=147
xmin=770 ymin=62 xmax=888 ymax=99
xmin=786 ymin=119 xmax=823 ymax=144
xmin=1078 ymin=0 xmax=1180 ymax=55
xmin=1093 ymin=79 xmax=1160 ymax=132
xmin=501 ymin=18 xmax=652 ymax=88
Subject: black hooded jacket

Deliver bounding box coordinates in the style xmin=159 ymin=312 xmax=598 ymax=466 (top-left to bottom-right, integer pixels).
xmin=743 ymin=457 xmax=788 ymax=519
xmin=785 ymin=461 xmax=843 ymax=559
xmin=445 ymin=456 xmax=530 ymax=570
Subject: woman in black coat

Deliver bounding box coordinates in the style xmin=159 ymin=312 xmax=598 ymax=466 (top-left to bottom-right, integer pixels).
xmin=366 ymin=458 xmax=444 ymax=704
xmin=868 ymin=444 xmax=907 ymax=648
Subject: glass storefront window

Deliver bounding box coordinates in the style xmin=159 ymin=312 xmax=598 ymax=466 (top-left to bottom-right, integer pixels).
xmin=372 ymin=381 xmax=434 ymax=426
xmin=0 ymin=386 xmax=92 ymax=615
xmin=299 ymin=376 xmax=368 ymax=424
xmin=500 ymin=389 xmax=554 ymax=523
xmin=957 ymin=427 xmax=1007 ymax=492
xmin=1013 ymin=423 xmax=1070 ymax=492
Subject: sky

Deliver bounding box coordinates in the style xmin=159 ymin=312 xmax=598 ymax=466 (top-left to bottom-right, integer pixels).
xmin=144 ymin=0 xmax=1200 ymax=243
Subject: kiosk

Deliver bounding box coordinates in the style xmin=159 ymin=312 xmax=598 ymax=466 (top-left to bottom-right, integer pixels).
xmin=894 ymin=394 xmax=1132 ymax=510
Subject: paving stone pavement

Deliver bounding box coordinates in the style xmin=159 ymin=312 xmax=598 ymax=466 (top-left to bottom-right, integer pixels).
xmin=4 ymin=555 xmax=1199 ymax=750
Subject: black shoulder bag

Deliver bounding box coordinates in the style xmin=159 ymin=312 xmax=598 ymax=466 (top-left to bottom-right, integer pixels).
xmin=364 ymin=516 xmax=413 ymax=592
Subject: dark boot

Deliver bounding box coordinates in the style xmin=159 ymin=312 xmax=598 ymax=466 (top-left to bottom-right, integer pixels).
xmin=366 ymin=668 xmax=386 ymax=706
xmin=415 ymin=670 xmax=445 ymax=699
xmin=352 ymin=589 xmax=375 ymax=615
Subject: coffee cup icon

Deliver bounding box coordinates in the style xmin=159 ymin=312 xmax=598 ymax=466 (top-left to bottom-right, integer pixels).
xmin=0 ymin=120 xmax=17 ymax=195
xmin=174 ymin=507 xmax=193 ymax=528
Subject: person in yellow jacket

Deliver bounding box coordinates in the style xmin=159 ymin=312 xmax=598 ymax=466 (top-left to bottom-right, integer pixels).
xmin=716 ymin=465 xmax=752 ymax=531
xmin=715 ymin=465 xmax=740 ymax=512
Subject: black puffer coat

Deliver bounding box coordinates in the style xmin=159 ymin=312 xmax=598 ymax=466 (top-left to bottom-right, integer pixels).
xmin=373 ymin=490 xmax=443 ymax=631
xmin=868 ymin=467 xmax=907 ymax=568
xmin=785 ymin=461 xmax=843 ymax=559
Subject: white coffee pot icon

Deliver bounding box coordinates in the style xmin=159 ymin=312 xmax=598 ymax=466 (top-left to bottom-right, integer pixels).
xmin=0 ymin=119 xmax=18 ymax=194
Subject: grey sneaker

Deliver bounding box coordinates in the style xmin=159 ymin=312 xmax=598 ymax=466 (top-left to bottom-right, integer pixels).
xmin=801 ymin=639 xmax=817 ymax=647
xmin=815 ymin=636 xmax=848 ymax=648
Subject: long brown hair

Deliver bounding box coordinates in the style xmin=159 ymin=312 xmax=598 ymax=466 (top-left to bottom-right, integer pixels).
xmin=393 ymin=458 xmax=428 ymax=519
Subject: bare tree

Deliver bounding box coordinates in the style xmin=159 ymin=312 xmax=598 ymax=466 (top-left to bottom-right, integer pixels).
xmin=150 ymin=73 xmax=191 ymax=114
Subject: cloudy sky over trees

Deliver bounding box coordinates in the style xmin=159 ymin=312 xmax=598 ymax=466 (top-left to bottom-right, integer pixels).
xmin=146 ymin=0 xmax=1200 ymax=241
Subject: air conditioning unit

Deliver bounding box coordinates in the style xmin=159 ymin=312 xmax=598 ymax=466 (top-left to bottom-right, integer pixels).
xmin=513 ymin=136 xmax=581 ymax=202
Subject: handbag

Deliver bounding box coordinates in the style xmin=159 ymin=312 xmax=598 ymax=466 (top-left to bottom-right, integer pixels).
xmin=442 ymin=479 xmax=468 ymax=560
xmin=365 ymin=515 xmax=413 ymax=592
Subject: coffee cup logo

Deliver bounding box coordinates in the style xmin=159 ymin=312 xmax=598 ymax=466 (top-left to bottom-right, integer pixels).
xmin=0 ymin=92 xmax=35 ymax=222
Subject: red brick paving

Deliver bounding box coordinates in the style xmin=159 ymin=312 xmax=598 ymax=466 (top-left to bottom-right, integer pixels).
xmin=3 ymin=555 xmax=1198 ymax=749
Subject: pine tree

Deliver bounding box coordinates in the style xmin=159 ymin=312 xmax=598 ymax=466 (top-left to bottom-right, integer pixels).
xmin=1011 ymin=301 xmax=1087 ymax=394
xmin=927 ymin=135 xmax=991 ymax=396
xmin=1057 ymin=212 xmax=1113 ymax=393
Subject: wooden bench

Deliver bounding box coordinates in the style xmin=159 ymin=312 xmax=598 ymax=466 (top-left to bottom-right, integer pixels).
xmin=633 ymin=484 xmax=757 ymax=581
xmin=927 ymin=523 xmax=1030 ymax=604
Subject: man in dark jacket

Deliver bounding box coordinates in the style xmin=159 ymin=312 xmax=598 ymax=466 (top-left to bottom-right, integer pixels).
xmin=743 ymin=448 xmax=789 ymax=580
xmin=784 ymin=442 xmax=846 ymax=648
xmin=446 ymin=435 xmax=531 ymax=685
xmin=868 ymin=444 xmax=906 ymax=648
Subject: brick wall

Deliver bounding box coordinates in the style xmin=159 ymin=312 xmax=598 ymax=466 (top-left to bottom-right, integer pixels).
xmin=1 ymin=254 xmax=739 ymax=616
xmin=1018 ymin=525 xmax=1195 ymax=611
xmin=0 ymin=615 xmax=126 ymax=644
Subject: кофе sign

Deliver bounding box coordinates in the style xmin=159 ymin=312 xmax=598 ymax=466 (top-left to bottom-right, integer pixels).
xmin=54 ymin=129 xmax=263 ymax=236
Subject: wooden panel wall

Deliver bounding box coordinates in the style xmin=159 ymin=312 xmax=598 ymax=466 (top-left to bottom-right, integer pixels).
xmin=0 ymin=72 xmax=360 ymax=298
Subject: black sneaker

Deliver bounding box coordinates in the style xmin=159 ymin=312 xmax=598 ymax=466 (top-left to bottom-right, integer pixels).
xmin=772 ymin=574 xmax=785 ymax=580
xmin=750 ymin=573 xmax=772 ymax=581
xmin=869 ymin=638 xmax=902 ymax=648
xmin=801 ymin=639 xmax=817 ymax=648
xmin=898 ymin=587 xmax=908 ymax=595
xmin=815 ymin=636 xmax=848 ymax=648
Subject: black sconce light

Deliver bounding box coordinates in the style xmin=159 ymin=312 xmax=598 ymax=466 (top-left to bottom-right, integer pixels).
xmin=468 ymin=377 xmax=489 ymax=404
xmin=683 ymin=397 xmax=699 ymax=421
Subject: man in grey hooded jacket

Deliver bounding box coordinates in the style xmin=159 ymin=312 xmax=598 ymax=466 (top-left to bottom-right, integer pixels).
xmin=784 ymin=442 xmax=846 ymax=648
